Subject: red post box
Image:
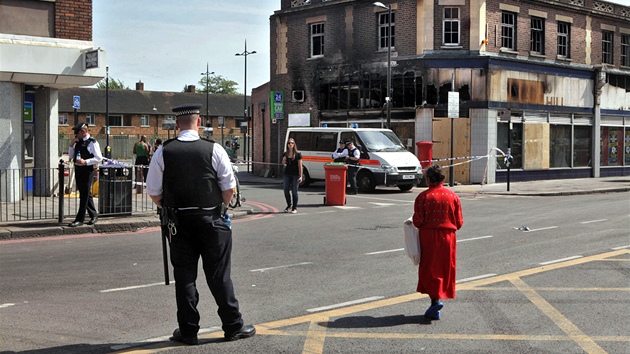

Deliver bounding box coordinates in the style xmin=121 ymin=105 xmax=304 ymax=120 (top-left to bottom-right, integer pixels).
xmin=416 ymin=141 xmax=434 ymax=169
xmin=323 ymin=163 xmax=348 ymax=206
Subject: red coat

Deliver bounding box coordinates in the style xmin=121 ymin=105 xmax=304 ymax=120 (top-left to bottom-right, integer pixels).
xmin=413 ymin=183 xmax=463 ymax=299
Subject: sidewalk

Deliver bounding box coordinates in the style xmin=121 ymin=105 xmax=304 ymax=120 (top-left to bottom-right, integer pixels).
xmin=1 ymin=171 xmax=628 ymax=240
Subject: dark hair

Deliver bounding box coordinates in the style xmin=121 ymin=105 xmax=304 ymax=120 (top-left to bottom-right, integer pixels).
xmin=425 ymin=164 xmax=445 ymax=184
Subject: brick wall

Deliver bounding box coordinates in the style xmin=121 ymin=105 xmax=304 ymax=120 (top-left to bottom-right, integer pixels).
xmin=55 ymin=0 xmax=92 ymax=41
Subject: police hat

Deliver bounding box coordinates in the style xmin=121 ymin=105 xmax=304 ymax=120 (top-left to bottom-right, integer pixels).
xmin=344 ymin=139 xmax=354 ymax=144
xmin=339 ymin=140 xmax=345 ymax=144
xmin=72 ymin=122 xmax=88 ymax=132
xmin=172 ymin=103 xmax=202 ymax=117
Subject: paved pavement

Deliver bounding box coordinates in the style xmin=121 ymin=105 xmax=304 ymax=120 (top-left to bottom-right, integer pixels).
xmin=1 ymin=170 xmax=628 ymax=240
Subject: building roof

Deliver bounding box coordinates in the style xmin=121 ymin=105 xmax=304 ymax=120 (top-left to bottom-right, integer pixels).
xmin=58 ymin=87 xmax=250 ymax=117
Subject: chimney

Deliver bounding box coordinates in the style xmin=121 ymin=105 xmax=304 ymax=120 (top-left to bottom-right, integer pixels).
xmin=136 ymin=81 xmax=144 ymax=91
xmin=187 ymin=85 xmax=196 ymax=93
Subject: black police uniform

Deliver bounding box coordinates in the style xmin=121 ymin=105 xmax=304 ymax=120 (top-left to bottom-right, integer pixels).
xmin=70 ymin=124 xmax=99 ymax=225
xmin=345 ymin=141 xmax=360 ymax=194
xmin=160 ymin=112 xmax=244 ymax=339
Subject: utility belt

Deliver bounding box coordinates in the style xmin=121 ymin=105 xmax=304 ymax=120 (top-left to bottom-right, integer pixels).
xmin=159 ymin=204 xmax=226 ymax=240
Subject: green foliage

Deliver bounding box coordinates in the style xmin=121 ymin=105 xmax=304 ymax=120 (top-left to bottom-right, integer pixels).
xmin=197 ymin=74 xmax=240 ymax=95
xmin=95 ymin=77 xmax=130 ymax=90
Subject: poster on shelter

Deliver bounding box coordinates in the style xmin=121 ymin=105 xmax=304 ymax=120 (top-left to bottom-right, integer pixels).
xmin=608 ymin=128 xmax=618 ymax=165
xmin=625 ymin=129 xmax=630 ymax=165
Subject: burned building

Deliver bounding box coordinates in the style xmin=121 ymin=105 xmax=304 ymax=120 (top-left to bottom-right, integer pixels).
xmin=260 ymin=0 xmax=630 ymax=183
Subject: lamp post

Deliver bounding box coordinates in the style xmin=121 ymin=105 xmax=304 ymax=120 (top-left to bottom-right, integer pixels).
xmin=373 ymin=2 xmax=392 ymax=129
xmin=236 ymin=39 xmax=256 ymax=171
xmin=200 ymin=63 xmax=215 ymax=132
xmin=105 ymin=65 xmax=111 ymax=158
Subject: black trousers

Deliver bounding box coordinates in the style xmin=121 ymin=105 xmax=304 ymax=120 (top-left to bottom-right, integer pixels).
xmin=347 ymin=165 xmax=358 ymax=194
xmin=74 ymin=167 xmax=97 ymax=222
xmin=169 ymin=213 xmax=243 ymax=337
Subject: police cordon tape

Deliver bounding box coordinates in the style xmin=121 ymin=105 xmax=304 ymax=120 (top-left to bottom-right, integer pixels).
xmin=92 ymin=147 xmax=509 ymax=172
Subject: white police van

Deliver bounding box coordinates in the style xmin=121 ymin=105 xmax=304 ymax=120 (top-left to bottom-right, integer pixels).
xmin=286 ymin=127 xmax=422 ymax=192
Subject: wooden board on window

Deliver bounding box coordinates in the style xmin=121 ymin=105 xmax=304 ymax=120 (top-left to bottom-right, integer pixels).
xmin=432 ymin=117 xmax=471 ymax=184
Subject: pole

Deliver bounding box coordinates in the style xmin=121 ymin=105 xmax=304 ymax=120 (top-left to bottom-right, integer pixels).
xmin=74 ymin=108 xmax=78 ymax=126
xmin=386 ymin=4 xmax=392 ymax=129
xmin=105 ymin=66 xmax=110 ymax=158
xmin=449 ymin=73 xmax=455 ymax=187
xmin=507 ymin=116 xmax=512 ymax=192
xmin=58 ymin=160 xmax=65 ymax=224
xmin=236 ymin=40 xmax=256 ymax=166
xmin=201 ymin=64 xmax=214 ymax=137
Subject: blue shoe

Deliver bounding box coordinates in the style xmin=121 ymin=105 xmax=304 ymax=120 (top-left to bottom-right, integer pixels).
xmin=424 ymin=302 xmax=443 ymax=319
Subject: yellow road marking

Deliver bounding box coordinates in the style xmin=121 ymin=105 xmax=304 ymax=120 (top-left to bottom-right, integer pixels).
xmin=117 ymin=249 xmax=629 ymax=353
xmin=509 ymin=277 xmax=607 ymax=354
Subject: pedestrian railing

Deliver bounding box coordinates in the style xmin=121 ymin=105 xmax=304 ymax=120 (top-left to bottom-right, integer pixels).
xmin=0 ymin=161 xmax=156 ymax=223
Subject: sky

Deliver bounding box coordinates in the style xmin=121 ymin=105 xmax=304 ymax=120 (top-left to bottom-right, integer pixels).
xmin=93 ymin=0 xmax=630 ymax=94
xmin=92 ymin=0 xmax=279 ymax=93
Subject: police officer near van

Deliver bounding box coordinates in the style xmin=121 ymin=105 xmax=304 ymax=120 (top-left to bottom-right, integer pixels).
xmin=68 ymin=122 xmax=102 ymax=227
xmin=344 ymin=139 xmax=361 ymax=195
xmin=146 ymin=103 xmax=255 ymax=345
xmin=332 ymin=140 xmax=348 ymax=162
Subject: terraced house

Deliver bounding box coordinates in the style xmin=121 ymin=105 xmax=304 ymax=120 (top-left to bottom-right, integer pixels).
xmin=260 ymin=0 xmax=630 ymax=183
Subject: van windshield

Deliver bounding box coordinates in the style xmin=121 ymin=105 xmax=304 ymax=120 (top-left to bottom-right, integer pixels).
xmin=357 ymin=130 xmax=406 ymax=152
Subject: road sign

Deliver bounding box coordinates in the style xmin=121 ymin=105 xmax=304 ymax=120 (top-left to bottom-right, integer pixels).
xmin=447 ymin=92 xmax=459 ymax=118
xmin=73 ymin=96 xmax=81 ymax=110
xmin=218 ymin=116 xmax=225 ymax=127
xmin=271 ymin=91 xmax=284 ymax=120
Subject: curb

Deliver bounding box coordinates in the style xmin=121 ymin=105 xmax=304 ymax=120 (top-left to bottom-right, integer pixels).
xmin=0 ymin=208 xmax=253 ymax=240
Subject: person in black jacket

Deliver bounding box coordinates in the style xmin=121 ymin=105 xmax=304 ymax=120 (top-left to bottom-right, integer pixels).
xmin=67 ymin=123 xmax=102 ymax=227
xmin=146 ymin=103 xmax=255 ymax=345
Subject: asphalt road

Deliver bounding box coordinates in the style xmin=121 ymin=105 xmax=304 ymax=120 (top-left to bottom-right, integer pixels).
xmin=1 ymin=184 xmax=628 ymax=353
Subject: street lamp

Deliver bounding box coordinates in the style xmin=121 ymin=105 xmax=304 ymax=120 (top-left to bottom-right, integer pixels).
xmin=200 ymin=63 xmax=215 ymax=131
xmin=105 ymin=65 xmax=111 ymax=158
xmin=373 ymin=2 xmax=392 ymax=129
xmin=235 ymin=39 xmax=256 ymax=170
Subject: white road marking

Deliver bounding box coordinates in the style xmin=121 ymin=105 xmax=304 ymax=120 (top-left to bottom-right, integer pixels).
xmin=333 ymin=206 xmax=362 ymax=209
xmin=580 ymin=219 xmax=607 ymax=224
xmin=250 ymin=262 xmax=313 ymax=273
xmin=525 ymin=226 xmax=559 ymax=232
xmin=365 ymin=248 xmax=404 ymax=255
xmin=612 ymin=245 xmax=630 ymax=250
xmin=457 ymin=235 xmax=493 ymax=243
xmin=369 ymin=202 xmax=398 ymax=207
xmin=539 ymin=255 xmax=583 ymax=265
xmin=100 ymin=282 xmax=174 ymax=293
xmin=456 ymin=274 xmax=497 ymax=283
xmin=0 ymin=303 xmax=16 ymax=308
xmin=307 ymin=296 xmax=385 ymax=313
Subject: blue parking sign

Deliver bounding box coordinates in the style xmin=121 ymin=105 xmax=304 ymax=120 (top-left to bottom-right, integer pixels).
xmin=73 ymin=96 xmax=81 ymax=109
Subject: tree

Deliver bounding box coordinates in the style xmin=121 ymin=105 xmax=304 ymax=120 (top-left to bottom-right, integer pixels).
xmin=95 ymin=77 xmax=130 ymax=90
xmin=196 ymin=74 xmax=239 ymax=95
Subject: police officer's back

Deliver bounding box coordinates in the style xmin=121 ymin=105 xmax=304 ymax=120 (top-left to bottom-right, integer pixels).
xmin=146 ymin=103 xmax=255 ymax=345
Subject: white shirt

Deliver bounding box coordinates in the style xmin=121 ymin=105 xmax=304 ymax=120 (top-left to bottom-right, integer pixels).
xmin=332 ymin=146 xmax=348 ymax=159
xmin=146 ymin=130 xmax=236 ymax=197
xmin=68 ymin=134 xmax=103 ymax=166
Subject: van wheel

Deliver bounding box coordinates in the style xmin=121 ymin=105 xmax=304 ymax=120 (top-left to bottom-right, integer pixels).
xmin=300 ymin=168 xmax=311 ymax=188
xmin=357 ymin=171 xmax=376 ymax=193
xmin=398 ymin=184 xmax=414 ymax=191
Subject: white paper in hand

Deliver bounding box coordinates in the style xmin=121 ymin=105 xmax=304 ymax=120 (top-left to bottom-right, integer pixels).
xmin=403 ymin=217 xmax=421 ymax=265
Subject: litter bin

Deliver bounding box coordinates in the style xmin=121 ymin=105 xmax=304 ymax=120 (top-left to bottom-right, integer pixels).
xmin=324 ymin=162 xmax=348 ymax=206
xmin=416 ymin=142 xmax=434 ymax=187
xmin=98 ymin=165 xmax=132 ymax=216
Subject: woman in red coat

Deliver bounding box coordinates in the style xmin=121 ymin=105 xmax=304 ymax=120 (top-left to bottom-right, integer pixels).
xmin=412 ymin=165 xmax=464 ymax=320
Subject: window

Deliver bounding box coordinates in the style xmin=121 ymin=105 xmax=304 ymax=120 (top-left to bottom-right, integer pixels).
xmin=501 ymin=12 xmax=516 ymax=50
xmin=549 ymin=125 xmax=571 ymax=167
xmin=622 ymin=35 xmax=630 ymax=67
xmin=86 ymin=113 xmax=95 ymax=126
xmin=600 ymin=127 xmax=625 ymax=166
xmin=602 ymin=31 xmax=613 ymax=64
xmin=109 ymin=114 xmax=123 ymax=127
xmin=378 ymin=11 xmax=395 ymax=51
xmin=443 ymin=8 xmax=460 ymax=45
xmin=497 ymin=121 xmax=523 ymax=169
xmin=59 ymin=113 xmax=68 ymax=125
xmin=140 ymin=115 xmax=149 ymax=126
xmin=557 ymin=22 xmax=571 ymax=58
xmin=530 ymin=17 xmax=544 ymax=54
xmin=310 ymin=23 xmax=324 ymax=57
xmin=573 ymin=126 xmax=592 ymax=167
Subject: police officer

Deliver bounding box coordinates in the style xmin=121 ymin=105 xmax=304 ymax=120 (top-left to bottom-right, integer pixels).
xmin=68 ymin=122 xmax=102 ymax=227
xmin=146 ymin=103 xmax=255 ymax=345
xmin=344 ymin=139 xmax=361 ymax=195
xmin=332 ymin=140 xmax=348 ymax=162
